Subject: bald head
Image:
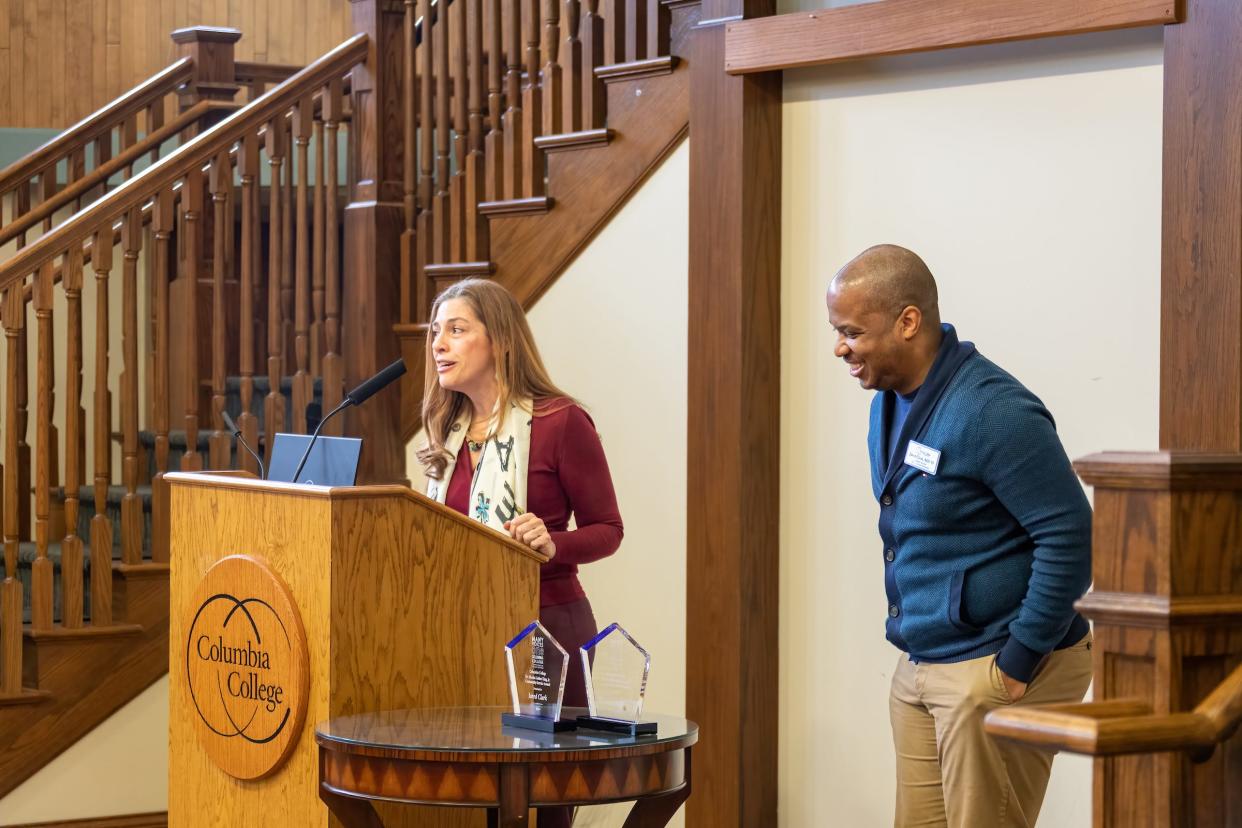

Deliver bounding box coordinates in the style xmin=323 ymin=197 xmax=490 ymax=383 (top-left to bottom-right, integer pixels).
xmin=830 ymin=244 xmax=940 ymax=325
xmin=825 ymin=245 xmax=943 ymax=394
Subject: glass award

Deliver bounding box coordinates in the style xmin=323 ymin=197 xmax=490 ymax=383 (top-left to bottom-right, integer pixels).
xmin=576 ymin=623 xmax=657 ymax=735
xmin=501 ymin=620 xmax=575 ymax=732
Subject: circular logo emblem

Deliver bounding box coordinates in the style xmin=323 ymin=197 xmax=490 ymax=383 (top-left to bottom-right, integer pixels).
xmin=184 ymin=554 xmax=309 ymax=780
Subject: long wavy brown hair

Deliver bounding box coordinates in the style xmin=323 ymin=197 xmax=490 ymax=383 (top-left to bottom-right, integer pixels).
xmin=417 ymin=279 xmax=574 ymax=480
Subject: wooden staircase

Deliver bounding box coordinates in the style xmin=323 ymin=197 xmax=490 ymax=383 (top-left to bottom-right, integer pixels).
xmin=0 ymin=0 xmax=695 ymax=804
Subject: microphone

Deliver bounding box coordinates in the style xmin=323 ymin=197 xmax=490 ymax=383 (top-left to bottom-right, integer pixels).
xmin=289 ymin=357 xmax=406 ymax=484
xmin=221 ymin=410 xmax=267 ymax=481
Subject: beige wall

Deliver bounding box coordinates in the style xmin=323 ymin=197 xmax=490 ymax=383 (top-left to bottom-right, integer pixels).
xmin=0 ymin=676 xmax=169 ymax=825
xmin=780 ymin=27 xmax=1163 ymax=827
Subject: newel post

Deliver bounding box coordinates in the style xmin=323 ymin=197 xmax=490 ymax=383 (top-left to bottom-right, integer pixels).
xmin=345 ymin=0 xmax=409 ymax=483
xmin=171 ymin=26 xmax=242 ymax=115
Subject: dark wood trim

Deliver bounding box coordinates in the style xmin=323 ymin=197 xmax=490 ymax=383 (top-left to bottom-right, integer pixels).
xmin=1161 ymin=0 xmax=1242 ymax=450
xmin=684 ymin=1 xmax=781 ymax=825
xmin=723 ymin=0 xmax=1180 ymax=74
xmin=11 ymin=814 xmax=167 ymax=828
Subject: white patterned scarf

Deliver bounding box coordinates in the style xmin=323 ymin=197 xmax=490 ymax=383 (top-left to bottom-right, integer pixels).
xmin=427 ymin=399 xmax=533 ymax=533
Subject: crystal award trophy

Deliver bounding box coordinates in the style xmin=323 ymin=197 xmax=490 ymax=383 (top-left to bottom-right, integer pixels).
xmin=501 ymin=620 xmax=575 ymax=732
xmin=576 ymin=623 xmax=657 ymax=735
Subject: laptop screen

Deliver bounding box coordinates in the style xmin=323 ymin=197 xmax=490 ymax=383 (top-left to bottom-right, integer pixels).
xmin=267 ymin=433 xmax=362 ymax=486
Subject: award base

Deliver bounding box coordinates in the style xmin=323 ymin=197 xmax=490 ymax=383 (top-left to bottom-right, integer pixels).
xmin=501 ymin=712 xmax=577 ymax=733
xmin=576 ymin=716 xmax=658 ymax=736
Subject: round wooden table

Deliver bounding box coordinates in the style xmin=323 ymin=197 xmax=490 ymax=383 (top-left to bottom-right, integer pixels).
xmin=316 ymin=706 xmax=698 ymax=827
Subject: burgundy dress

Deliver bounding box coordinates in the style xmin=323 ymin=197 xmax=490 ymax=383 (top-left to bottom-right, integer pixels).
xmin=443 ymin=401 xmax=624 ymax=708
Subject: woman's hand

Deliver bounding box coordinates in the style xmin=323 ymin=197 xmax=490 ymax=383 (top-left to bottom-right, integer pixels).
xmin=505 ymin=512 xmax=557 ymax=559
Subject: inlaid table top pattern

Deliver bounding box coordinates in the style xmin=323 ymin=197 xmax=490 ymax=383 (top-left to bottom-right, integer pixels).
xmin=316 ymin=706 xmax=698 ymax=828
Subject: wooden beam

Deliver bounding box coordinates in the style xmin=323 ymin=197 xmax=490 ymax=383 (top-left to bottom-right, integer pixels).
xmin=723 ymin=0 xmax=1180 ymax=74
xmin=685 ymin=0 xmax=781 ymax=824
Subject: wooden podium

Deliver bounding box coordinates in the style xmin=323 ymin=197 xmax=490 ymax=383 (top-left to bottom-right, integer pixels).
xmin=166 ymin=472 xmax=543 ymax=827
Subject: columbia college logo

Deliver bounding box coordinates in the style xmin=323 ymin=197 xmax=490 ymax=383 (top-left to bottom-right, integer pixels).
xmin=184 ymin=555 xmax=309 ymax=780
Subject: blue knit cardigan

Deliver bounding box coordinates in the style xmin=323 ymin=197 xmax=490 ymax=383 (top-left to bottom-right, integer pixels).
xmin=867 ymin=324 xmax=1092 ymax=683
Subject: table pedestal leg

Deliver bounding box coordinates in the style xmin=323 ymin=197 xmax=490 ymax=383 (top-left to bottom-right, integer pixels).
xmin=623 ymin=748 xmax=693 ymax=828
xmin=320 ymin=785 xmax=384 ymax=828
xmin=489 ymin=764 xmax=530 ymax=827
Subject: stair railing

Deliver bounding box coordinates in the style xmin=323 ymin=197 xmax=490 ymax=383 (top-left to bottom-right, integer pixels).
xmin=0 ymin=59 xmax=194 ymax=249
xmin=0 ymin=32 xmax=367 ymax=699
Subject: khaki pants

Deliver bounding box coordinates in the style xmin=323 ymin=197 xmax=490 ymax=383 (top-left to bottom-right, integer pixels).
xmin=889 ymin=635 xmax=1092 ymax=828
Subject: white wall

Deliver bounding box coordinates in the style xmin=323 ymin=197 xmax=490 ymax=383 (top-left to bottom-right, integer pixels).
xmin=780 ymin=27 xmax=1163 ymax=828
xmin=0 ymin=676 xmax=169 ymax=825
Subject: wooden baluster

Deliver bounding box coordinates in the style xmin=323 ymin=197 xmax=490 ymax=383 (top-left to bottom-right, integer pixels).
xmin=1 ymin=287 xmax=24 ymax=690
xmin=434 ymin=0 xmax=452 ymax=262
xmin=181 ymin=169 xmax=204 ymax=472
xmin=38 ymin=166 xmax=57 ymax=234
xmin=418 ymin=0 xmax=437 ymax=302
xmin=69 ymin=149 xmax=87 ymax=210
xmin=403 ymin=0 xmax=419 ymax=327
xmin=646 ymin=0 xmax=668 ymax=59
xmin=322 ymin=83 xmax=345 ymax=434
xmin=281 ymin=118 xmax=295 ymax=378
xmin=121 ymin=114 xmax=139 ymax=179
xmin=208 ymin=154 xmax=233 ymax=471
xmin=89 ymin=225 xmax=114 ymax=623
xmin=58 ymin=245 xmax=86 ymax=628
xmin=581 ymin=0 xmax=606 ymax=129
xmin=466 ymin=0 xmax=490 ymax=261
xmin=503 ymin=0 xmax=525 ymax=199
xmin=146 ymin=101 xmax=165 ymax=166
xmin=523 ymin=0 xmax=546 ymax=197
xmin=543 ymin=0 xmax=563 ymax=137
xmin=29 ymin=262 xmax=53 ymax=631
xmin=603 ymin=0 xmax=625 ymax=66
xmin=624 ymin=0 xmax=647 ymax=61
xmin=484 ymin=0 xmax=505 ymax=202
xmin=451 ymin=0 xmax=470 ymax=261
xmin=15 ymin=301 xmax=29 ymax=543
xmin=561 ymin=0 xmax=584 ymax=133
xmin=149 ymin=194 xmax=173 ymax=564
xmin=14 ymin=182 xmax=30 ymax=249
xmin=120 ymin=210 xmax=143 ymax=564
xmin=264 ymin=121 xmax=287 ymax=465
xmin=94 ymin=131 xmax=114 ymax=194
xmin=292 ymin=99 xmax=314 ymax=434
xmin=312 ymin=117 xmax=326 ymax=379
xmin=237 ymin=135 xmax=261 ymax=474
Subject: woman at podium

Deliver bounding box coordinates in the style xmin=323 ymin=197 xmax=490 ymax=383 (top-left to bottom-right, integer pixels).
xmin=417 ymin=278 xmax=624 ymax=712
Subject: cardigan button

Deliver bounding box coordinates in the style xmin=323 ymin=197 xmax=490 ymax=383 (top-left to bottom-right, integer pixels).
xmin=881 ymin=494 xmax=893 ymax=506
xmin=885 ymin=548 xmax=895 ymax=562
xmin=888 ymin=604 xmax=900 ymax=618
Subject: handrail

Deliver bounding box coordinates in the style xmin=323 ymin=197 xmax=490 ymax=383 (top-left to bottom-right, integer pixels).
xmin=0 ymin=101 xmax=239 ymax=247
xmin=984 ymin=659 xmax=1242 ymax=761
xmin=234 ymin=61 xmax=303 ymax=84
xmin=0 ymin=33 xmax=368 ymax=291
xmin=0 ymin=58 xmax=194 ymax=194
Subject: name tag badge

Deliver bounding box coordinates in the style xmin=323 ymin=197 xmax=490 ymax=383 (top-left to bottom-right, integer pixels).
xmin=905 ymin=440 xmax=941 ymax=475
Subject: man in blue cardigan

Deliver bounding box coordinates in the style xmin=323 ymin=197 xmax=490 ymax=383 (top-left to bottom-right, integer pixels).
xmin=826 ymin=245 xmax=1093 ymax=828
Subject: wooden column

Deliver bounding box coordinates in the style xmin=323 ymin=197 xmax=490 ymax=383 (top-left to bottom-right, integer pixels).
xmin=1076 ymin=1 xmax=1242 ymax=825
xmin=346 ymin=0 xmax=408 ymax=484
xmin=685 ymin=0 xmax=780 ymax=824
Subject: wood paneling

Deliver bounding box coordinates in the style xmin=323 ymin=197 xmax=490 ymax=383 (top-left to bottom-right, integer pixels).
xmin=11 ymin=812 xmax=168 ymax=827
xmin=0 ymin=0 xmax=353 ymax=129
xmin=684 ymin=0 xmax=780 ymax=823
xmin=723 ymin=0 xmax=1179 ymax=74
